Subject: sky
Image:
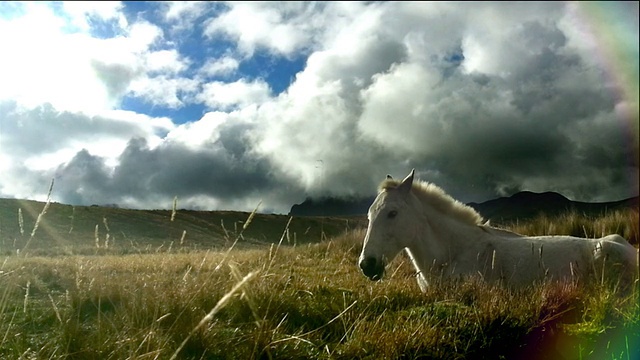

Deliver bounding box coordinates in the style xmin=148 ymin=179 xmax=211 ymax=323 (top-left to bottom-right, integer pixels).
xmin=0 ymin=1 xmax=638 ymax=214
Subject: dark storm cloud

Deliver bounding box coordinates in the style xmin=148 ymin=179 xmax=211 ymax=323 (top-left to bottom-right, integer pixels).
xmin=349 ymin=4 xmax=638 ymax=203
xmin=112 ymin=137 xmax=273 ymax=199
xmin=54 ymin=133 xmax=305 ymax=211
xmin=53 ymin=149 xmax=112 ymax=205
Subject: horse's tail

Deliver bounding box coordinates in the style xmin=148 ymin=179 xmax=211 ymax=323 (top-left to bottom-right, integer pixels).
xmin=595 ymin=235 xmax=638 ymax=292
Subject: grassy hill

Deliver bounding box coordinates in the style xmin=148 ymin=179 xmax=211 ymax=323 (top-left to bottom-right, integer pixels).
xmin=0 ymin=198 xmax=367 ymax=256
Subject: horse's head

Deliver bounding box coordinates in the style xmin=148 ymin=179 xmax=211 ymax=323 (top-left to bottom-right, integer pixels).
xmin=359 ymin=169 xmax=419 ymax=281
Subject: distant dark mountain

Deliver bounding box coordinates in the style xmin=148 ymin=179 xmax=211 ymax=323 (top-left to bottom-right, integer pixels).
xmin=290 ymin=191 xmax=639 ymax=222
xmin=468 ymin=192 xmax=639 ymax=224
xmin=289 ymin=196 xmax=375 ymax=216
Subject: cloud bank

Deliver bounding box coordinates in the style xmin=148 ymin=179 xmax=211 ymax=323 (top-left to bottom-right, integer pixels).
xmin=0 ymin=2 xmax=637 ymax=213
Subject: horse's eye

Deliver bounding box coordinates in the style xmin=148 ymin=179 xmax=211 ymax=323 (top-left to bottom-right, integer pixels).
xmin=387 ymin=210 xmax=397 ymax=219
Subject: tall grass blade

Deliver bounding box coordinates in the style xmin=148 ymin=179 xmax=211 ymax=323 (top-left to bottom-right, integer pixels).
xmin=215 ymin=201 xmax=261 ymax=271
xmin=169 ymin=269 xmax=258 ymax=360
xmin=22 ymin=178 xmax=54 ymax=255
xmin=171 ymin=196 xmax=177 ymax=222
xmin=18 ymin=208 xmax=24 ymax=236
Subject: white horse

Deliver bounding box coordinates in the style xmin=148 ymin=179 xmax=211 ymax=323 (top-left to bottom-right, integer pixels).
xmin=358 ymin=169 xmax=638 ymax=291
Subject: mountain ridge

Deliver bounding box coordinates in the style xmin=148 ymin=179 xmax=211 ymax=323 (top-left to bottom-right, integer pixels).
xmin=467 ymin=191 xmax=639 ymax=224
xmin=289 ymin=191 xmax=639 ymax=223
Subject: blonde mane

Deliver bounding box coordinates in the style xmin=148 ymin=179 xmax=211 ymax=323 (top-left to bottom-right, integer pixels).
xmin=379 ymin=179 xmax=483 ymax=225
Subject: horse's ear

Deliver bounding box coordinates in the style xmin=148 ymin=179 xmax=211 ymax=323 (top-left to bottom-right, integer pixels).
xmin=386 ymin=174 xmax=393 ymax=180
xmin=398 ymin=169 xmax=414 ymax=194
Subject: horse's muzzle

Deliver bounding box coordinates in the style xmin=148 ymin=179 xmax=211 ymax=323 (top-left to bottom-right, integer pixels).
xmin=359 ymin=257 xmax=384 ymax=281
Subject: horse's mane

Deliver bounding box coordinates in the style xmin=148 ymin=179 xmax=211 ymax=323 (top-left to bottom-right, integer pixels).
xmin=379 ymin=179 xmax=484 ymax=225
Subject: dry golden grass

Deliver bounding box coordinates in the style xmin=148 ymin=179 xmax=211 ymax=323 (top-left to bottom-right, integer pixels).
xmin=0 ymin=208 xmax=638 ymax=359
xmin=508 ymin=209 xmax=639 ymax=246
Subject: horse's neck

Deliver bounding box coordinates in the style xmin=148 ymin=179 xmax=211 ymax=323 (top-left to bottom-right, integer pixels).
xmin=408 ymin=207 xmax=487 ymax=276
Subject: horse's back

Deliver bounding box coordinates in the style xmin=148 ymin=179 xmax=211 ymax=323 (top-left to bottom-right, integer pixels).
xmin=489 ymin=233 xmax=637 ymax=289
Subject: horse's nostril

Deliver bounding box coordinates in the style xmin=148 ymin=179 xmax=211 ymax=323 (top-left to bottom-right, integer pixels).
xmin=359 ymin=257 xmax=374 ymax=271
xmin=359 ymin=257 xmax=383 ymax=280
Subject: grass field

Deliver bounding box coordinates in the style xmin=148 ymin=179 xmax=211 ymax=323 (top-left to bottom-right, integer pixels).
xmin=0 ymin=199 xmax=638 ymax=359
xmin=0 ymin=198 xmax=366 ymax=256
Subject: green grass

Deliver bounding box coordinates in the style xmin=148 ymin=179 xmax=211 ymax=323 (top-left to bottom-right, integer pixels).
xmin=0 ymin=204 xmax=638 ymax=359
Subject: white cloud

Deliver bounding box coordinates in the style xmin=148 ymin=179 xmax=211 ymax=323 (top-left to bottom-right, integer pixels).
xmin=126 ymin=21 xmax=164 ymax=51
xmin=163 ymin=1 xmax=207 ymax=21
xmin=165 ymin=106 xmax=259 ymax=150
xmin=0 ymin=4 xmax=175 ymax=113
xmin=0 ymin=2 xmax=200 ymax=115
xmin=204 ymin=2 xmax=329 ymax=57
xmin=60 ymin=1 xmax=126 ymax=31
xmin=0 ymin=6 xmax=109 ymax=112
xmin=129 ymin=76 xmax=200 ymax=109
xmin=166 ymin=111 xmax=229 ymax=149
xmin=359 ymin=62 xmax=444 ymax=154
xmin=200 ymin=56 xmax=240 ymax=77
xmin=145 ymin=49 xmax=189 ymax=74
xmin=198 ymin=79 xmax=271 ymax=110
